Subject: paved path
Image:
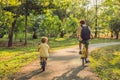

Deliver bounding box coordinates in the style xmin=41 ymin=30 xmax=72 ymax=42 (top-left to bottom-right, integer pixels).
xmin=14 ymin=42 xmax=120 ymax=80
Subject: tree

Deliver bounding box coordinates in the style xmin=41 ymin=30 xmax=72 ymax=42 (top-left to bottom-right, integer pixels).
xmin=34 ymin=13 xmax=62 ymax=37
xmin=100 ymin=0 xmax=120 ymax=38
xmin=65 ymin=15 xmax=78 ymax=37
xmin=2 ymin=0 xmax=56 ymax=47
xmin=109 ymin=17 xmax=120 ymax=39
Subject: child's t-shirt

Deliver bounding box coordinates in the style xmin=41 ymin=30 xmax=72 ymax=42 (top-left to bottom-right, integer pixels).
xmin=38 ymin=43 xmax=50 ymax=57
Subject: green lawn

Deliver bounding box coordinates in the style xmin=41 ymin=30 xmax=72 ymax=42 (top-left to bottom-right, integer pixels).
xmin=0 ymin=38 xmax=120 ymax=79
xmin=90 ymin=45 xmax=120 ymax=80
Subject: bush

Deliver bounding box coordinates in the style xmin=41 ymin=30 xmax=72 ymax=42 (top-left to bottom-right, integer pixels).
xmin=90 ymin=45 xmax=120 ymax=80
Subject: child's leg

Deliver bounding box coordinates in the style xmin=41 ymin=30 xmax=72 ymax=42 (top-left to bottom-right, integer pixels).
xmin=45 ymin=57 xmax=47 ymax=61
xmin=45 ymin=57 xmax=47 ymax=64
xmin=42 ymin=57 xmax=47 ymax=71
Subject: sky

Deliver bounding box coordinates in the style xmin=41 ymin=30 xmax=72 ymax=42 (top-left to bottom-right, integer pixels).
xmin=90 ymin=0 xmax=102 ymax=5
xmin=88 ymin=0 xmax=102 ymax=8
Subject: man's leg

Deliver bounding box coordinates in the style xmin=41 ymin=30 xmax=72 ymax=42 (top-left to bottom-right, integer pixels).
xmin=86 ymin=47 xmax=88 ymax=58
xmin=79 ymin=41 xmax=82 ymax=50
xmin=85 ymin=41 xmax=90 ymax=63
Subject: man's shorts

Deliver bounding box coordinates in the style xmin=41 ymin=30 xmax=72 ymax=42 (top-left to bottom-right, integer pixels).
xmin=79 ymin=40 xmax=89 ymax=49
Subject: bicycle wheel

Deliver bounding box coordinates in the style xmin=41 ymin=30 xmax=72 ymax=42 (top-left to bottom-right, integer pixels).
xmin=81 ymin=46 xmax=86 ymax=67
xmin=82 ymin=58 xmax=85 ymax=67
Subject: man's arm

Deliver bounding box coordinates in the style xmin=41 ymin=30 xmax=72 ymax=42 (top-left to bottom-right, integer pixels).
xmin=76 ymin=26 xmax=82 ymax=40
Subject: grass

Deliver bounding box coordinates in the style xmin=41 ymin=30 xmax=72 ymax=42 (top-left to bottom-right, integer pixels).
xmin=0 ymin=37 xmax=120 ymax=79
xmin=90 ymin=45 xmax=120 ymax=80
xmin=90 ymin=38 xmax=120 ymax=44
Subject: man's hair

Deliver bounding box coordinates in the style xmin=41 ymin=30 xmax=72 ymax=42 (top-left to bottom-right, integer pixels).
xmin=80 ymin=20 xmax=85 ymax=24
xmin=41 ymin=37 xmax=48 ymax=43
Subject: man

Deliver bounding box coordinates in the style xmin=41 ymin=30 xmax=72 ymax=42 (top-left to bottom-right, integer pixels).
xmin=77 ymin=20 xmax=91 ymax=63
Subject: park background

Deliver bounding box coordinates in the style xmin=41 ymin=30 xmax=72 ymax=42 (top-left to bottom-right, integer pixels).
xmin=0 ymin=0 xmax=120 ymax=80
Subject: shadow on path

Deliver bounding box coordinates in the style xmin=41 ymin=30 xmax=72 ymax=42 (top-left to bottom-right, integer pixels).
xmin=16 ymin=69 xmax=43 ymax=80
xmin=50 ymin=55 xmax=78 ymax=61
xmin=52 ymin=66 xmax=91 ymax=80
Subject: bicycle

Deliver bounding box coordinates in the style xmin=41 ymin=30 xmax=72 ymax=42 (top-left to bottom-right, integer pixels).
xmin=40 ymin=57 xmax=47 ymax=71
xmin=79 ymin=43 xmax=87 ymax=67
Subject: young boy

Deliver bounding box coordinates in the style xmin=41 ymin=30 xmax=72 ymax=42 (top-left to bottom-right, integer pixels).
xmin=38 ymin=37 xmax=50 ymax=71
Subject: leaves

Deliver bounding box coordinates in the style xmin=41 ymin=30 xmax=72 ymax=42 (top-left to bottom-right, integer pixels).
xmin=90 ymin=45 xmax=120 ymax=80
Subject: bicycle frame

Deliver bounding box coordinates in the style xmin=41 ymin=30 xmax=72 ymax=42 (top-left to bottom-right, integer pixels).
xmin=81 ymin=43 xmax=87 ymax=67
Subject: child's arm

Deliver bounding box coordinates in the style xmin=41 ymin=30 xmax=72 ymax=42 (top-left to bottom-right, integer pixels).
xmin=38 ymin=48 xmax=40 ymax=52
xmin=38 ymin=45 xmax=41 ymax=52
xmin=48 ymin=49 xmax=50 ymax=53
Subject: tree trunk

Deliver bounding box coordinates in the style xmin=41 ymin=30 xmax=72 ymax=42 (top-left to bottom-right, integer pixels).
xmin=24 ymin=0 xmax=28 ymax=45
xmin=7 ymin=0 xmax=21 ymax=47
xmin=24 ymin=14 xmax=27 ymax=45
xmin=60 ymin=31 xmax=64 ymax=38
xmin=33 ymin=31 xmax=37 ymax=39
xmin=8 ymin=20 xmax=16 ymax=47
xmin=111 ymin=31 xmax=114 ymax=38
xmin=94 ymin=0 xmax=98 ymax=38
xmin=94 ymin=27 xmax=98 ymax=38
xmin=115 ymin=32 xmax=119 ymax=39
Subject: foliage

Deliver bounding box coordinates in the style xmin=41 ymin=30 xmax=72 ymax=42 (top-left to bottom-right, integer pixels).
xmin=0 ymin=51 xmax=39 ymax=79
xmin=34 ymin=13 xmax=62 ymax=37
xmin=65 ymin=15 xmax=78 ymax=37
xmin=0 ymin=37 xmax=78 ymax=79
xmin=100 ymin=0 xmax=120 ymax=38
xmin=2 ymin=0 xmax=115 ymax=46
xmin=109 ymin=17 xmax=120 ymax=39
xmin=0 ymin=37 xmax=120 ymax=79
xmin=90 ymin=45 xmax=120 ymax=80
xmin=0 ymin=11 xmax=13 ymax=38
xmin=90 ymin=38 xmax=120 ymax=44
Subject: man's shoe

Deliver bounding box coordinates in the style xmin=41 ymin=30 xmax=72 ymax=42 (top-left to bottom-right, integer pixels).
xmin=86 ymin=60 xmax=90 ymax=63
